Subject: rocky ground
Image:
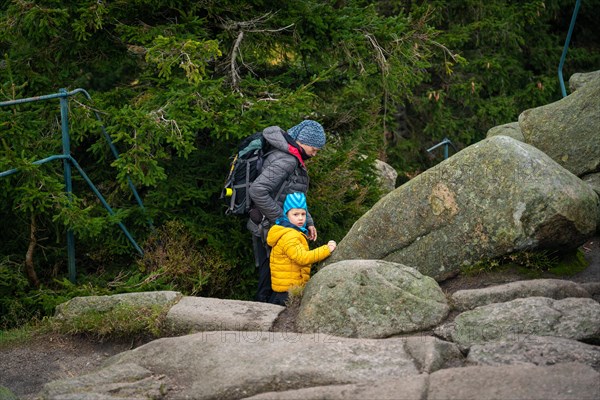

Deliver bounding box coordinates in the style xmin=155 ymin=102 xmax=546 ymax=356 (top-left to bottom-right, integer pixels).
xmin=0 ymin=334 xmax=134 ymax=399
xmin=1 ymin=236 xmax=598 ymax=400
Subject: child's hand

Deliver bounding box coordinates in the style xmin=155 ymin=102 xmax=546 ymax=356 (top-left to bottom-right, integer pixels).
xmin=327 ymin=240 xmax=337 ymax=252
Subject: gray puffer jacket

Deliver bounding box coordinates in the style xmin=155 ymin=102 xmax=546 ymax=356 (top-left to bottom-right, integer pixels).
xmin=247 ymin=126 xmax=313 ymax=236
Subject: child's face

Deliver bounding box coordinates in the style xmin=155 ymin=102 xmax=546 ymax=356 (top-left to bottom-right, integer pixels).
xmin=287 ymin=208 xmax=306 ymax=228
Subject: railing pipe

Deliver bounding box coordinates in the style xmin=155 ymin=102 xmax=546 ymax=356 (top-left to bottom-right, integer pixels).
xmin=68 ymin=156 xmax=144 ymax=255
xmin=0 ymin=91 xmax=70 ymax=106
xmin=558 ymin=0 xmax=581 ymax=98
xmin=69 ymin=89 xmax=150 ymax=221
xmin=427 ymin=137 xmax=457 ymax=160
xmin=0 ymin=155 xmax=68 ymax=178
xmin=59 ymin=89 xmax=77 ymax=283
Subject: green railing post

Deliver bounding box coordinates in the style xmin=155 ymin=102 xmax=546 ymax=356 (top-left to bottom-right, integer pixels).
xmin=558 ymin=0 xmax=581 ymax=98
xmin=58 ymin=88 xmax=77 ymax=282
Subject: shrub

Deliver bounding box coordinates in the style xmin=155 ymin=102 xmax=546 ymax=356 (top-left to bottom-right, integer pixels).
xmin=131 ymin=220 xmax=234 ymax=297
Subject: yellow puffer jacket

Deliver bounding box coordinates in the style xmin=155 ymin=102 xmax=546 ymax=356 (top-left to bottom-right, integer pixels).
xmin=266 ymin=225 xmax=331 ymax=292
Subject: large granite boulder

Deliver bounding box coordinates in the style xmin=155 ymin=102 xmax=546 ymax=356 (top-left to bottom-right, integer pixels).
xmin=244 ymin=376 xmax=428 ymax=400
xmin=54 ymin=291 xmax=181 ymax=320
xmin=297 ymin=260 xmax=449 ymax=338
xmin=450 ymin=279 xmax=591 ymax=311
xmin=569 ymin=70 xmax=600 ymax=92
xmin=438 ymin=297 xmax=600 ymax=349
xmin=165 ymin=296 xmax=283 ymax=334
xmin=519 ymin=76 xmax=600 ymax=177
xmin=375 ymin=159 xmax=398 ymax=193
xmin=326 ymin=135 xmax=598 ymax=281
xmin=426 ymin=363 xmax=599 ymax=400
xmin=584 ymin=173 xmax=600 ymax=196
xmin=486 ymin=121 xmax=524 ymax=141
xmin=39 ymin=333 xmax=460 ymax=399
xmin=246 ymin=363 xmax=599 ymax=400
xmin=467 ymin=335 xmax=600 ymax=370
xmin=35 ymin=336 xmax=600 ymax=399
xmin=54 ymin=293 xmax=285 ymax=337
xmin=583 ymin=173 xmax=600 ymax=232
xmin=40 ymin=363 xmax=165 ymax=399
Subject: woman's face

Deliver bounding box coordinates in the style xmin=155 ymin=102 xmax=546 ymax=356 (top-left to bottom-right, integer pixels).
xmin=297 ymin=142 xmax=320 ymax=157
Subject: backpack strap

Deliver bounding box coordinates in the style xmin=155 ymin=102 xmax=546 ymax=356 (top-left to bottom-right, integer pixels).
xmin=244 ymin=153 xmax=256 ymax=213
xmin=252 ymin=150 xmax=300 ymax=217
xmin=273 ymin=155 xmax=300 ymax=207
xmin=274 ymin=172 xmax=292 ymax=204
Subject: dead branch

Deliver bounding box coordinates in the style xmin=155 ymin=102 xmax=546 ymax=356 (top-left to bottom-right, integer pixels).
xmin=230 ymin=30 xmax=244 ymax=90
xmin=364 ymin=32 xmax=390 ymax=143
xmin=427 ymin=39 xmax=460 ymax=62
xmin=364 ymin=32 xmax=389 ymax=74
xmin=219 ymin=12 xmax=275 ymax=31
xmin=221 ymin=12 xmax=294 ymax=91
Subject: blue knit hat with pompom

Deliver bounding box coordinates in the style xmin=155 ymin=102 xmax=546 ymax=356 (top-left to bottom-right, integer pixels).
xmin=287 ymin=120 xmax=326 ymax=149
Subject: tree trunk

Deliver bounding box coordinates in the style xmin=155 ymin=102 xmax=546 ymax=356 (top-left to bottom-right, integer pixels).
xmin=25 ymin=214 xmax=40 ymax=288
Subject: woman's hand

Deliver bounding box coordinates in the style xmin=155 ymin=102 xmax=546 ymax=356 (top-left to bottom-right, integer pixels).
xmin=307 ymin=225 xmax=317 ymax=241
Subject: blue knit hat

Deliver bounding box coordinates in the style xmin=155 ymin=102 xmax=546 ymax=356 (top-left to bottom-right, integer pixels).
xmin=287 ymin=120 xmax=326 ymax=149
xmin=276 ymin=192 xmax=308 ymax=232
xmin=283 ymin=192 xmax=307 ymax=215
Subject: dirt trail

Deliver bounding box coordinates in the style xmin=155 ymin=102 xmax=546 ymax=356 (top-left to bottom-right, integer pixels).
xmin=0 ymin=335 xmax=133 ymax=399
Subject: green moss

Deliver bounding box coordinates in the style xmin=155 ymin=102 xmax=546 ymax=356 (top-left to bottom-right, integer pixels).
xmin=547 ymin=249 xmax=589 ymax=276
xmin=461 ymin=249 xmax=559 ymax=276
xmin=460 ymin=259 xmax=502 ymax=276
xmin=514 ymin=264 xmax=544 ymax=278
xmin=460 ymin=248 xmax=590 ymax=279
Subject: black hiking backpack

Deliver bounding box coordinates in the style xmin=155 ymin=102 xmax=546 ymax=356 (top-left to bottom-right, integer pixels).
xmin=221 ymin=132 xmax=273 ymax=216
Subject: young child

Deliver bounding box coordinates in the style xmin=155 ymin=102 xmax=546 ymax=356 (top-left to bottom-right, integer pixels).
xmin=266 ymin=192 xmax=336 ymax=305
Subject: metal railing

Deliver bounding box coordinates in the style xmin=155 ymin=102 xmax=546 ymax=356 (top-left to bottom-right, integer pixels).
xmin=427 ymin=137 xmax=457 ymax=160
xmin=0 ymin=88 xmax=147 ymax=282
xmin=558 ymin=0 xmax=582 ymax=97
